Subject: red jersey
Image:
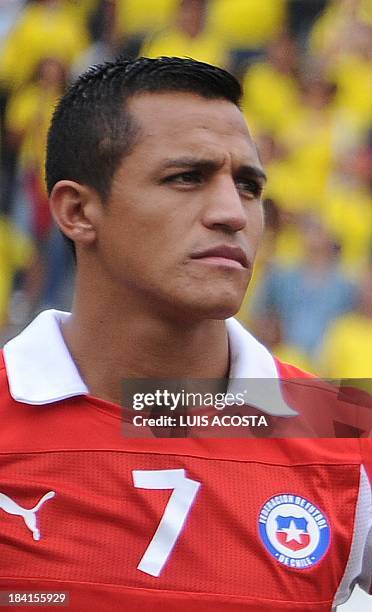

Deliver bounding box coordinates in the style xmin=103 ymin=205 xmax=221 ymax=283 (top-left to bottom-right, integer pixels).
xmin=0 ymin=310 xmax=371 ymax=611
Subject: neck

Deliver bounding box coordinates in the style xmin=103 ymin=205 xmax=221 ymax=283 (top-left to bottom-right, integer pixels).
xmin=62 ymin=279 xmax=230 ymax=405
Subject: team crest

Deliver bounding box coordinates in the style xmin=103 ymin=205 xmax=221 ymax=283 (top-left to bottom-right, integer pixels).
xmin=258 ymin=494 xmax=330 ymax=569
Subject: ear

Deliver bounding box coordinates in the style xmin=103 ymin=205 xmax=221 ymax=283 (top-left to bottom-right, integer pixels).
xmin=49 ymin=180 xmax=102 ymax=247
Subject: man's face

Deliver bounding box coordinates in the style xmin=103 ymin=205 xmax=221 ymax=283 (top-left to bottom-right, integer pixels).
xmin=96 ymin=92 xmax=265 ymax=321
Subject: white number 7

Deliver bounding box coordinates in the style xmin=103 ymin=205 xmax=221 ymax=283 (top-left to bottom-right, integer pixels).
xmin=132 ymin=469 xmax=201 ymax=577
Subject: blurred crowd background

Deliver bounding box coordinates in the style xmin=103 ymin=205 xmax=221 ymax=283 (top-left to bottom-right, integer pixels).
xmin=0 ymin=0 xmax=371 ymax=377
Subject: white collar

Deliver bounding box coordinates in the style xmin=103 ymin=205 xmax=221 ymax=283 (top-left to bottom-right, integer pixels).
xmin=3 ymin=309 xmax=296 ymax=416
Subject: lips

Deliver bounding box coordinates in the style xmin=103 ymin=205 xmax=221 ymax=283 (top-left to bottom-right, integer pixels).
xmin=191 ymin=245 xmax=249 ymax=268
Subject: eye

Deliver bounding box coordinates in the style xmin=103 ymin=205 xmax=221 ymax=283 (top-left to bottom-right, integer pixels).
xmin=235 ymin=177 xmax=263 ymax=199
xmin=163 ymin=171 xmax=203 ymax=186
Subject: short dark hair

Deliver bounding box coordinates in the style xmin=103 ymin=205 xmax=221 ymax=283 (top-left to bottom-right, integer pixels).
xmin=46 ymin=56 xmax=242 ymax=254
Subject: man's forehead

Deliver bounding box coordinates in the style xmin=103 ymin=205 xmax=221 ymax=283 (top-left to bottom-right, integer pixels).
xmin=127 ymin=91 xmax=249 ymax=135
xmin=126 ymin=91 xmax=258 ymax=162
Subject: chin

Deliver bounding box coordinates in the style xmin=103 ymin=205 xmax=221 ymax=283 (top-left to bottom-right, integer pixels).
xmin=203 ymin=304 xmax=241 ymax=320
xmin=165 ymin=278 xmax=248 ymax=322
xmin=181 ymin=293 xmax=243 ymax=321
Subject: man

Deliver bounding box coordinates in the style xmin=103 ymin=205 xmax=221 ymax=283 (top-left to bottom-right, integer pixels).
xmin=0 ymin=57 xmax=371 ymax=610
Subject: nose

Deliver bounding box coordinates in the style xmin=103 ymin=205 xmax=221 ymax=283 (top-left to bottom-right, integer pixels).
xmin=201 ymin=176 xmax=247 ymax=233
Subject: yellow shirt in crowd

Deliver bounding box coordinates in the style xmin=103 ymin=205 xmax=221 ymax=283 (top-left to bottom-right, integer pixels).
xmin=242 ymin=62 xmax=300 ymax=137
xmin=141 ymin=27 xmax=229 ymax=69
xmin=116 ymin=0 xmax=178 ymax=37
xmin=0 ymin=217 xmax=34 ymax=326
xmin=320 ymin=313 xmax=372 ymax=378
xmin=208 ymin=0 xmax=287 ymax=48
xmin=6 ymin=83 xmax=61 ymax=178
xmin=321 ymin=186 xmax=372 ymax=274
xmin=0 ymin=1 xmax=88 ymax=90
xmin=141 ymin=26 xmax=229 ymax=67
xmin=330 ymin=55 xmax=372 ymax=133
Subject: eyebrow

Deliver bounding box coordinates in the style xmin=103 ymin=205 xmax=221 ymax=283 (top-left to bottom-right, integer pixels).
xmin=160 ymin=157 xmax=267 ymax=183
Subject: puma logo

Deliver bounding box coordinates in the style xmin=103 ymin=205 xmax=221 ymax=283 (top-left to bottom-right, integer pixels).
xmin=0 ymin=491 xmax=56 ymax=541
